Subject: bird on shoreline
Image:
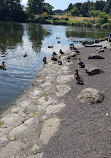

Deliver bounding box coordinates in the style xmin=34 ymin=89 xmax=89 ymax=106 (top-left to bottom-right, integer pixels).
xmin=74 ymin=69 xmax=84 ymax=85
xmin=43 ymin=57 xmax=47 ymax=64
xmin=53 ymin=52 xmax=57 ymax=56
xmin=59 ymin=49 xmax=64 ymax=55
xmin=78 ymin=58 xmax=85 ymax=68
xmin=0 ymin=62 xmax=6 ymax=69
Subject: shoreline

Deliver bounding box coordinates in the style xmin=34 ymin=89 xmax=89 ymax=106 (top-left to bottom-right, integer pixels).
xmin=0 ymin=40 xmax=111 ymax=158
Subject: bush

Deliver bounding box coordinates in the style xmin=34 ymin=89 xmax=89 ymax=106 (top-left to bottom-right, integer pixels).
xmin=44 ymin=19 xmax=52 ymax=24
xmin=95 ymin=23 xmax=101 ymax=28
xmin=101 ymin=23 xmax=111 ymax=29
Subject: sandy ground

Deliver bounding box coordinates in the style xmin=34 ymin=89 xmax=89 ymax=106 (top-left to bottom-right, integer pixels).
xmin=0 ymin=40 xmax=111 ymax=158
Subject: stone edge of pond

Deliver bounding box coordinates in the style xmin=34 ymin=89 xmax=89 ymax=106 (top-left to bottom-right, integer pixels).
xmin=0 ymin=40 xmax=110 ymax=158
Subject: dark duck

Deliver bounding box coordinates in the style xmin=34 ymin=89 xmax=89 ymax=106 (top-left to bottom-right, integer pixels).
xmin=0 ymin=62 xmax=6 ymax=70
xmin=59 ymin=49 xmax=64 ymax=55
xmin=43 ymin=57 xmax=47 ymax=64
xmin=74 ymin=70 xmax=84 ymax=85
xmin=23 ymin=53 xmax=28 ymax=57
xmin=78 ymin=58 xmax=85 ymax=68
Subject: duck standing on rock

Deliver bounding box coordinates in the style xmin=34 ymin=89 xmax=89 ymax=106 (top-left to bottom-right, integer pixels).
xmin=59 ymin=49 xmax=64 ymax=55
xmin=74 ymin=70 xmax=84 ymax=85
xmin=78 ymin=58 xmax=85 ymax=68
xmin=43 ymin=57 xmax=47 ymax=64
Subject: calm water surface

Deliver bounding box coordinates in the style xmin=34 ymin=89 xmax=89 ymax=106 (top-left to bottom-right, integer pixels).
xmin=0 ymin=22 xmax=109 ymax=115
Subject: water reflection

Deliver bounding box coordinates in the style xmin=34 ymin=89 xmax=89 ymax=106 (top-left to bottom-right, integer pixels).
xmin=66 ymin=27 xmax=109 ymax=41
xmin=0 ymin=22 xmax=23 ymax=54
xmin=27 ymin=24 xmax=51 ymax=53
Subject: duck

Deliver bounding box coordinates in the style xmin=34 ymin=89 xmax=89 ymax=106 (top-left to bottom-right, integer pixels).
xmin=57 ymin=41 xmax=60 ymax=44
xmin=51 ymin=55 xmax=58 ymax=62
xmin=48 ymin=46 xmax=53 ymax=48
xmin=53 ymin=52 xmax=57 ymax=56
xmin=56 ymin=37 xmax=60 ymax=39
xmin=23 ymin=53 xmax=27 ymax=57
xmin=78 ymin=58 xmax=85 ymax=68
xmin=67 ymin=56 xmax=71 ymax=62
xmin=43 ymin=57 xmax=47 ymax=64
xmin=58 ymin=60 xmax=62 ymax=65
xmin=59 ymin=49 xmax=64 ymax=55
xmin=0 ymin=62 xmax=5 ymax=69
xmin=75 ymin=50 xmax=80 ymax=54
xmin=74 ymin=70 xmax=84 ymax=85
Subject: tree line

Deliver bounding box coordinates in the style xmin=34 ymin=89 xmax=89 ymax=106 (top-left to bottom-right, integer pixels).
xmin=67 ymin=0 xmax=111 ymax=17
xmin=0 ymin=0 xmax=111 ymax=23
xmin=0 ymin=0 xmax=53 ymax=22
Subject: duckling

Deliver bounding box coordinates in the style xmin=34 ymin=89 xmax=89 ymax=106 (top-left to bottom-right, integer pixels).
xmin=78 ymin=58 xmax=85 ymax=68
xmin=43 ymin=57 xmax=47 ymax=64
xmin=59 ymin=49 xmax=64 ymax=55
xmin=23 ymin=53 xmax=27 ymax=57
xmin=0 ymin=62 xmax=5 ymax=69
xmin=74 ymin=70 xmax=84 ymax=85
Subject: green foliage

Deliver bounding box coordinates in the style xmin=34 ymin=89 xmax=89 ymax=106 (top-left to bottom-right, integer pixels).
xmin=98 ymin=11 xmax=109 ymax=24
xmin=101 ymin=23 xmax=111 ymax=29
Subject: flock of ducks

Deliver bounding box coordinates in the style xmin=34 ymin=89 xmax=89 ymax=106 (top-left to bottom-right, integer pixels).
xmin=43 ymin=41 xmax=85 ymax=85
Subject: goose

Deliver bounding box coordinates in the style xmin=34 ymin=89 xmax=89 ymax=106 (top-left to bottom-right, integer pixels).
xmin=23 ymin=53 xmax=27 ymax=57
xmin=59 ymin=49 xmax=64 ymax=55
xmin=78 ymin=58 xmax=85 ymax=68
xmin=74 ymin=70 xmax=84 ymax=85
xmin=43 ymin=57 xmax=47 ymax=64
xmin=0 ymin=62 xmax=5 ymax=69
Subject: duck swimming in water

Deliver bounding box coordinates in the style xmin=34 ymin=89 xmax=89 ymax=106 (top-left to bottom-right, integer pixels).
xmin=0 ymin=62 xmax=5 ymax=69
xmin=78 ymin=58 xmax=85 ymax=68
xmin=23 ymin=53 xmax=27 ymax=57
xmin=74 ymin=70 xmax=84 ymax=85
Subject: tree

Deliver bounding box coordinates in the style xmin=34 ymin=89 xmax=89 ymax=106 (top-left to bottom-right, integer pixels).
xmin=67 ymin=3 xmax=73 ymax=12
xmin=98 ymin=11 xmax=109 ymax=24
xmin=70 ymin=7 xmax=80 ymax=16
xmin=94 ymin=0 xmax=106 ymax=11
xmin=89 ymin=10 xmax=100 ymax=22
xmin=43 ymin=3 xmax=54 ymax=15
xmin=27 ymin=0 xmax=44 ymax=21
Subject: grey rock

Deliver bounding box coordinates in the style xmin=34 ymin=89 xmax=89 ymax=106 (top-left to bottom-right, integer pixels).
xmin=88 ymin=54 xmax=104 ymax=59
xmin=77 ymin=88 xmax=104 ymax=104
xmin=85 ymin=64 xmax=103 ymax=76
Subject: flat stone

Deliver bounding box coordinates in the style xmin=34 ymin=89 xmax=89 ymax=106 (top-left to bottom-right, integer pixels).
xmin=57 ymin=75 xmax=74 ymax=84
xmin=85 ymin=64 xmax=103 ymax=76
xmin=88 ymin=54 xmax=104 ymax=59
xmin=56 ymin=84 xmax=71 ymax=97
xmin=40 ymin=117 xmax=60 ymax=144
xmin=77 ymin=88 xmax=104 ymax=104
xmin=46 ymin=103 xmax=65 ymax=115
xmin=0 ymin=141 xmax=22 ymax=158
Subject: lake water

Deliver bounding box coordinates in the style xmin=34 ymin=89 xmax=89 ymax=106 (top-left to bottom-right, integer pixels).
xmin=0 ymin=22 xmax=109 ymax=115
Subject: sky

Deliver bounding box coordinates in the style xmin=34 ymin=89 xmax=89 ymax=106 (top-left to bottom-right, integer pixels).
xmin=21 ymin=0 xmax=104 ymax=10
